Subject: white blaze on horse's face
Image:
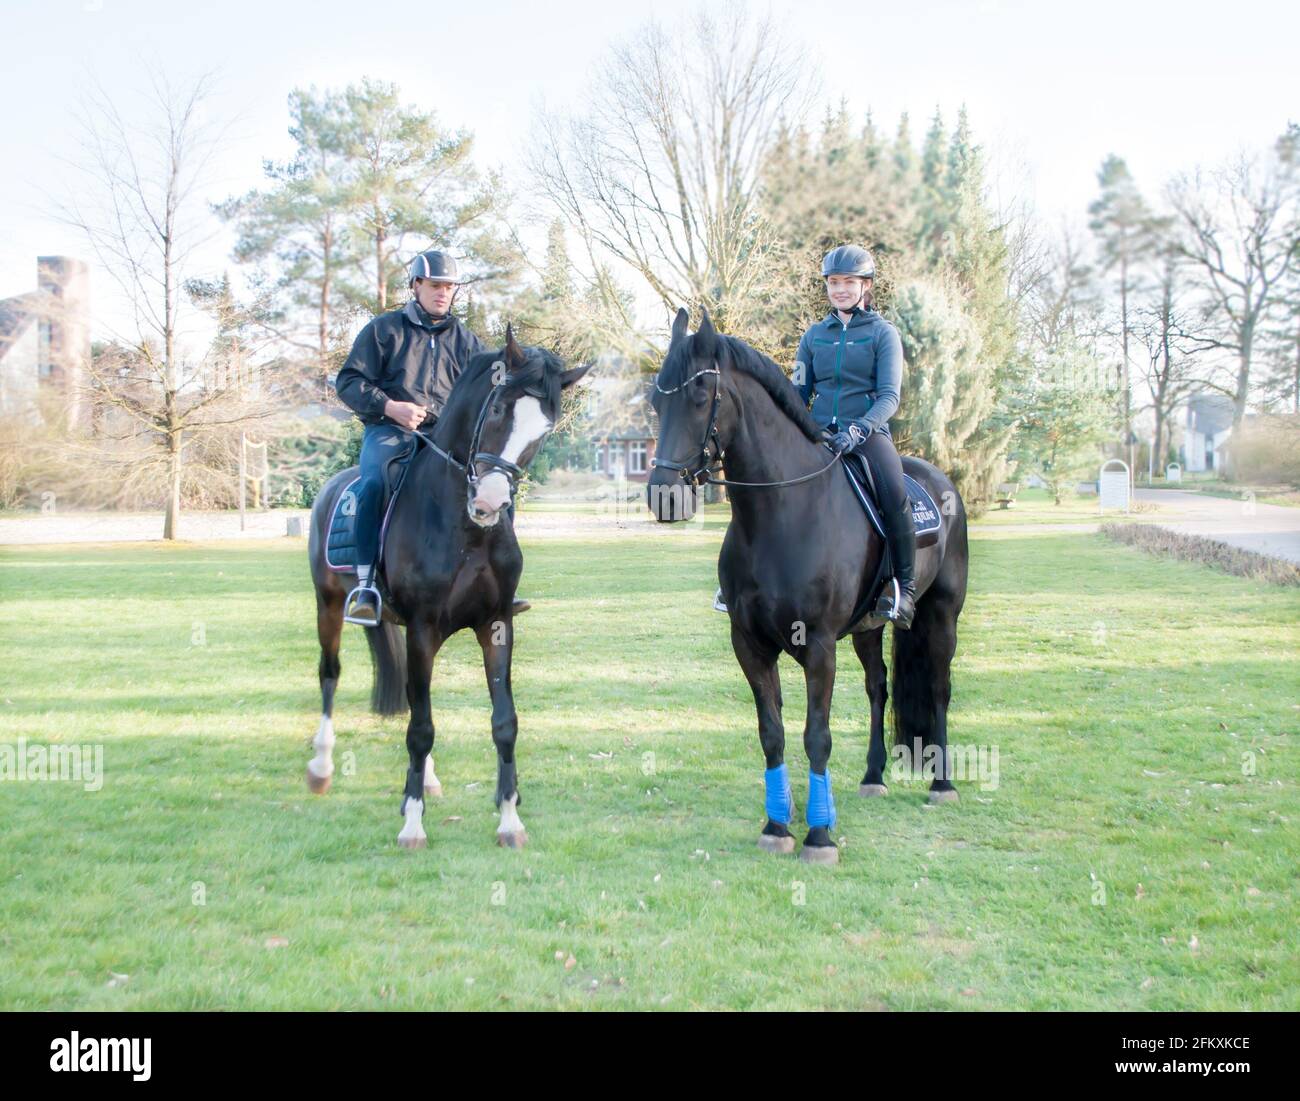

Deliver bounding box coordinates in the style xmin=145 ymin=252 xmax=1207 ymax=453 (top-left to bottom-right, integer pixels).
xmin=469 ymin=395 xmax=552 ymax=526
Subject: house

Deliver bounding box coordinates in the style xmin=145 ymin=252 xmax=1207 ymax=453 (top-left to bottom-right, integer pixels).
xmin=0 ymin=257 xmax=89 ymax=428
xmin=1179 ymin=393 xmax=1234 ymax=473
xmin=582 ymin=360 xmax=658 ymax=483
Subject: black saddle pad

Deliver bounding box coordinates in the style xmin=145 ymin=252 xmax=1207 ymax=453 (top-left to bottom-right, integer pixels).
xmin=842 ymin=453 xmax=942 ymax=548
xmin=325 ymin=440 xmax=418 ymax=574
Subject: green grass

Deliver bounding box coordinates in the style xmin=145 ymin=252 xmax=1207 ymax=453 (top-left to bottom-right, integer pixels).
xmin=0 ymin=504 xmax=1296 ymax=1011
xmin=976 ymin=486 xmax=1161 ymax=525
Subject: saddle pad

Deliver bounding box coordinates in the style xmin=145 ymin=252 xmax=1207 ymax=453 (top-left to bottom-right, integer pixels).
xmin=841 ymin=457 xmax=942 ymax=547
xmin=325 ymin=477 xmax=363 ymax=573
xmin=325 ymin=438 xmax=421 ymax=574
xmin=904 ymin=474 xmax=942 ymax=537
xmin=325 ymin=474 xmax=404 ymax=573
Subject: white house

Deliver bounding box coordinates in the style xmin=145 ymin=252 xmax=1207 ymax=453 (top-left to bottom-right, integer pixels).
xmin=1179 ymin=393 xmax=1234 ymax=473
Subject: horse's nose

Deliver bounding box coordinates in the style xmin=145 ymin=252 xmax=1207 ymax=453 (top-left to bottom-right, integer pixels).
xmin=646 ymin=476 xmax=697 ymax=522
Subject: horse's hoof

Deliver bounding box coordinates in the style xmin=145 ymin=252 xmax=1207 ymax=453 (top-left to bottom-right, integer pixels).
xmin=928 ymin=788 xmax=960 ymax=805
xmin=799 ymin=844 xmax=840 ymax=865
xmin=424 ymin=780 xmax=443 ymax=798
xmin=496 ymin=830 xmax=528 ymax=850
xmin=306 ymin=767 xmax=332 ymax=795
xmin=397 ymin=834 xmax=427 ymax=850
xmin=757 ymin=834 xmax=796 ymax=855
xmin=858 ymin=783 xmax=888 ymax=797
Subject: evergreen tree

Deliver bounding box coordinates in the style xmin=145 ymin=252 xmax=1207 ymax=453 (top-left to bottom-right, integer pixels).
xmin=337 ymin=78 xmax=493 ymax=314
xmin=1088 ymin=154 xmax=1162 ymax=461
xmin=1009 ymin=341 xmax=1116 ymax=504
xmin=216 ymin=87 xmax=356 ymax=394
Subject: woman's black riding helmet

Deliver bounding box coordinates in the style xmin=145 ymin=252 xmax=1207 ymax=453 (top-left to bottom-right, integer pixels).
xmin=821 ymin=244 xmax=875 ymax=279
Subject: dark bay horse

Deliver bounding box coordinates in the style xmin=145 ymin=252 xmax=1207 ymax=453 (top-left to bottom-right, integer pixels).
xmin=648 ymin=309 xmax=969 ymax=864
xmin=307 ymin=328 xmax=590 ymax=849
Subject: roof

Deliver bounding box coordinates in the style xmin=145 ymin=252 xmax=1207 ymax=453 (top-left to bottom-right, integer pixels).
xmin=1186 ymin=393 xmax=1234 ymax=436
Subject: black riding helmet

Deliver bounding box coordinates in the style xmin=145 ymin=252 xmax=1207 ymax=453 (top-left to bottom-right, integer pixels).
xmin=821 ymin=244 xmax=875 ymax=279
xmin=408 ymin=249 xmax=464 ymax=287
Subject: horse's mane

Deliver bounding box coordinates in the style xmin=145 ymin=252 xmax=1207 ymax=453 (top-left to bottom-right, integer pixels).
xmin=659 ymin=332 xmax=824 ymax=445
xmin=440 ymin=344 xmax=566 ymax=427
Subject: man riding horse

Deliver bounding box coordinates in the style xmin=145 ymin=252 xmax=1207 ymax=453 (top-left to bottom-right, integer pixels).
xmin=334 ymin=249 xmax=529 ymax=624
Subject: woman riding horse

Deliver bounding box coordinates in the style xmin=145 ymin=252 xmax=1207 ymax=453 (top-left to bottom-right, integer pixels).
xmin=797 ymin=244 xmax=917 ymax=628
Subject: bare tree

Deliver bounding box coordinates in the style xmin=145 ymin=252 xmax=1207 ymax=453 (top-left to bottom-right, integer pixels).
xmin=1166 ymin=130 xmax=1300 ymax=437
xmin=1132 ymin=244 xmax=1216 ymax=475
xmin=55 ymin=69 xmax=277 ymax=538
xmin=528 ymin=2 xmax=814 ymax=332
xmin=1023 ymin=219 xmax=1106 ymax=357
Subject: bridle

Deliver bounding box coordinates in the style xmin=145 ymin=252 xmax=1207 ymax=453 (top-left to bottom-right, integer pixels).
xmin=414 ymin=370 xmax=540 ymax=501
xmin=651 ymin=360 xmax=844 ymax=490
xmin=650 ymin=367 xmax=722 ymax=486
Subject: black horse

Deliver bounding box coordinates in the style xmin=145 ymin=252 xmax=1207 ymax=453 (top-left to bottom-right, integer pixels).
xmin=307 ymin=328 xmax=590 ymax=849
xmin=648 ymin=309 xmax=969 ymax=864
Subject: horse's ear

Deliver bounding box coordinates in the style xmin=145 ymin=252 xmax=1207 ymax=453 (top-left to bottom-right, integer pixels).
xmin=694 ymin=307 xmax=717 ymax=358
xmin=559 ymin=362 xmax=593 ymax=390
xmin=504 ymin=323 xmax=526 ymax=369
xmin=670 ymin=307 xmax=689 ymax=347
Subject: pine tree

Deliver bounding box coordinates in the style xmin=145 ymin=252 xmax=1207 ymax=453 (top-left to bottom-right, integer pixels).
xmin=216 ymin=87 xmax=357 ymax=394
xmin=1088 ymin=154 xmax=1162 ymax=464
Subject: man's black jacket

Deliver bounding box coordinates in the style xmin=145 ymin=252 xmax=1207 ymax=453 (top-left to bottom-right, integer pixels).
xmin=335 ymin=300 xmax=488 ymax=427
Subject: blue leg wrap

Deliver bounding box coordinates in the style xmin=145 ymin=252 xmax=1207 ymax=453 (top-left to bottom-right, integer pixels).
xmin=764 ymin=763 xmax=793 ymax=825
xmin=807 ymin=769 xmax=836 ymax=829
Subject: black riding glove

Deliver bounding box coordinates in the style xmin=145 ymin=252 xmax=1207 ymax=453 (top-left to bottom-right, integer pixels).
xmin=829 ymin=423 xmax=868 ymax=453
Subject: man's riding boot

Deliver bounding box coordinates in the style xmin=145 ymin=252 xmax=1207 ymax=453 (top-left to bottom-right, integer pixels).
xmin=344 ymin=563 xmax=383 ymax=626
xmin=876 ymin=503 xmax=918 ymax=630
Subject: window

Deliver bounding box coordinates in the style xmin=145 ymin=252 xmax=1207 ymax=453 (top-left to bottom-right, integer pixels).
xmin=593 ymin=442 xmax=605 ymax=473
xmin=628 ymin=440 xmax=647 ymax=474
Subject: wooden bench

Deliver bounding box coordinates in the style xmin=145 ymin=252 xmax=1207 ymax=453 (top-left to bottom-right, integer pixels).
xmin=996 ymin=482 xmax=1020 ymax=509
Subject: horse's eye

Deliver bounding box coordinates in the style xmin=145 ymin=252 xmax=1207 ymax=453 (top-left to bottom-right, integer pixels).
xmin=492 ymin=402 xmax=505 ymax=417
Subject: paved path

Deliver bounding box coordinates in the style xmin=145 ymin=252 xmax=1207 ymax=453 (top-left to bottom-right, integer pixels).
xmin=0 ymin=505 xmax=666 ymax=546
xmin=3 ymin=490 xmax=1296 ymax=561
xmin=1132 ymin=488 xmax=1300 ymax=564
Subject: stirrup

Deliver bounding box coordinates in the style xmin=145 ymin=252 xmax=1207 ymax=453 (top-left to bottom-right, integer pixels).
xmin=874 ymin=577 xmax=902 ymax=621
xmin=712 ymin=587 xmax=728 ymax=613
xmin=344 ymin=583 xmax=383 ymax=626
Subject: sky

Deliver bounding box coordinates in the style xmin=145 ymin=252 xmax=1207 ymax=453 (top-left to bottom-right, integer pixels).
xmin=1 ymin=0 xmax=1296 ymax=345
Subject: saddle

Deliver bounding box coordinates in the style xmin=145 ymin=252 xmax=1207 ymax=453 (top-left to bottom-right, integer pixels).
xmin=839 ymin=451 xmax=943 ymax=638
xmin=325 ymin=436 xmax=421 ymax=576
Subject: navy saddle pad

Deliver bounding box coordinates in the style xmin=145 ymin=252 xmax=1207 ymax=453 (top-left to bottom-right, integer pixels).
xmin=842 ymin=454 xmax=942 ymax=548
xmin=325 ymin=445 xmax=417 ymax=573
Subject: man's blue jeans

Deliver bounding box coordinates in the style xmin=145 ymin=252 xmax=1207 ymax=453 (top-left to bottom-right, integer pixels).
xmin=355 ymin=423 xmax=414 ymax=567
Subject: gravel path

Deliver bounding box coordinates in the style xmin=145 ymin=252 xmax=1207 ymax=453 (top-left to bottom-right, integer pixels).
xmin=5 ymin=488 xmax=1296 ymax=561
xmin=0 ymin=504 xmax=667 ymax=545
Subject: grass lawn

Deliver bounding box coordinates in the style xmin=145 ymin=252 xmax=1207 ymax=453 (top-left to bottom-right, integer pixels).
xmin=0 ymin=501 xmax=1296 ymax=1011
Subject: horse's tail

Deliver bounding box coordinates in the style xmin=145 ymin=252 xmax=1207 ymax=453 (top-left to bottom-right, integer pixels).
xmin=365 ymin=622 xmax=408 ymax=715
xmin=890 ymin=480 xmax=967 ymax=769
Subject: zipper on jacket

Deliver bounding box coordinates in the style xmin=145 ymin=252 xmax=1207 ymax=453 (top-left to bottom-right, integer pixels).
xmin=831 ymin=317 xmax=847 ymax=428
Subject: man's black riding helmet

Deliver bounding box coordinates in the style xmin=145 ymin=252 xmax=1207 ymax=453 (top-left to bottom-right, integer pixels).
xmin=409 ymin=250 xmax=463 ymax=287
